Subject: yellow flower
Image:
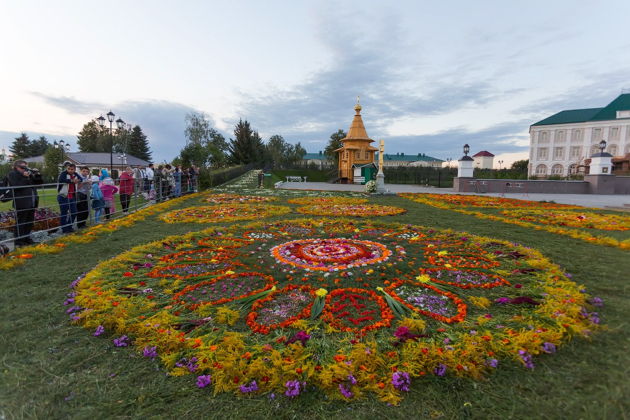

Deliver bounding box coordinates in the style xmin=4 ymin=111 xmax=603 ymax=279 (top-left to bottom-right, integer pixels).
xmin=315 ymin=288 xmax=328 ymax=297
xmin=444 ymin=264 xmax=452 ymax=268
xmin=224 ymin=270 xmax=235 ymax=275
xmin=376 ymin=287 xmax=384 ymax=292
xmin=415 ymin=274 xmax=431 ymax=283
xmin=437 ymin=250 xmax=448 ymax=256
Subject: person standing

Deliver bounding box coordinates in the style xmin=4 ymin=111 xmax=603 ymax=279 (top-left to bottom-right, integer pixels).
xmin=145 ymin=163 xmax=154 ymax=193
xmin=100 ymin=177 xmax=118 ymax=220
xmin=57 ymin=163 xmax=81 ymax=234
xmin=3 ymin=160 xmax=43 ymax=246
xmin=76 ymin=166 xmax=91 ymax=228
xmin=90 ymin=175 xmax=105 ymax=223
xmin=173 ymin=166 xmax=182 ymax=197
xmin=119 ymin=166 xmax=134 ymax=213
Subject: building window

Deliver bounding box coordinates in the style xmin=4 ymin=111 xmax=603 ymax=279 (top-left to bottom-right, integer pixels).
xmin=610 ymin=127 xmax=620 ymax=140
xmin=551 ymin=164 xmax=564 ymax=175
xmin=555 ymin=130 xmax=566 ymax=142
xmin=344 ymin=151 xmax=348 ymax=160
xmin=355 ymin=151 xmax=360 ymax=159
xmin=626 ymin=143 xmax=630 ymax=154
xmin=537 ymin=147 xmax=548 ymax=160
xmin=540 ymin=131 xmax=549 ymax=143
xmin=569 ymin=164 xmax=578 ymax=175
xmin=608 ymin=144 xmax=618 ymax=156
xmin=535 ymin=164 xmax=547 ymax=176
xmin=591 ymin=128 xmax=602 ymax=142
xmin=590 ymin=144 xmax=600 ymax=156
xmin=571 ymin=129 xmax=582 ymax=142
xmin=553 ymin=147 xmax=564 ymax=160
xmin=570 ymin=146 xmax=582 ymax=159
xmin=365 ymin=150 xmax=369 ymax=159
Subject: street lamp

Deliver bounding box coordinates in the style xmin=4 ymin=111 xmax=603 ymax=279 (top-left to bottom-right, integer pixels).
xmin=446 ymin=157 xmax=452 ymax=168
xmin=498 ymin=160 xmax=504 ymax=170
xmin=463 ymin=144 xmax=470 ymax=156
xmin=54 ymin=139 xmax=71 ymax=164
xmin=599 ymin=139 xmax=607 ymax=154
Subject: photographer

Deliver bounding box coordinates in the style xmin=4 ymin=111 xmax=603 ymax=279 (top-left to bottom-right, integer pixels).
xmin=56 ymin=163 xmax=82 ymax=233
xmin=3 ymin=160 xmax=43 ymax=246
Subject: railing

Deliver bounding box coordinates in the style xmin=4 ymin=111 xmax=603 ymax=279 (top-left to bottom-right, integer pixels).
xmin=0 ymin=173 xmax=199 ymax=251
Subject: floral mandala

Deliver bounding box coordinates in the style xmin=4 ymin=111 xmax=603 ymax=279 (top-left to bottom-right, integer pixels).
xmin=201 ymin=193 xmax=278 ymax=204
xmin=68 ymin=218 xmax=601 ymax=404
xmin=296 ymin=204 xmax=406 ymax=217
xmin=159 ymin=204 xmax=291 ymax=223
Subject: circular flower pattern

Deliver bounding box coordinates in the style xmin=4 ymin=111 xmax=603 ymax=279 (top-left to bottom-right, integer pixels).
xmin=159 ymin=204 xmax=291 ymax=223
xmin=271 ymin=238 xmax=391 ymax=271
xmin=202 ymin=193 xmax=278 ymax=204
xmin=296 ymin=204 xmax=406 ymax=217
xmin=69 ymin=218 xmax=601 ymax=404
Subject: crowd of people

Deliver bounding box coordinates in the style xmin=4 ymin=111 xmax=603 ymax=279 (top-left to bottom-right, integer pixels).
xmin=1 ymin=160 xmax=199 ymax=248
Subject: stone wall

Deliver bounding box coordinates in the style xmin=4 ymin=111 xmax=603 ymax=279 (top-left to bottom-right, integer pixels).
xmin=614 ymin=176 xmax=630 ymax=194
xmin=454 ymin=178 xmax=589 ymax=194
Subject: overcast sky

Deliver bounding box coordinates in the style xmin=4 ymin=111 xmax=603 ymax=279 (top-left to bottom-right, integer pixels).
xmin=1 ymin=0 xmax=629 ymax=166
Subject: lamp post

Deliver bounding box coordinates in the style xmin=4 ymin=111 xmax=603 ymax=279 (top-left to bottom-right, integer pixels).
xmin=463 ymin=144 xmax=470 ymax=156
xmin=446 ymin=157 xmax=452 ymax=168
xmin=498 ymin=160 xmax=504 ymax=170
xmin=599 ymin=139 xmax=607 ymax=154
xmin=54 ymin=139 xmax=71 ymax=164
xmin=96 ymin=112 xmax=125 ymax=175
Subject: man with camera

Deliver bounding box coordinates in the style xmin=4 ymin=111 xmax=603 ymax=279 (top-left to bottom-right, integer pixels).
xmin=1 ymin=160 xmax=43 ymax=246
xmin=57 ymin=162 xmax=82 ymax=233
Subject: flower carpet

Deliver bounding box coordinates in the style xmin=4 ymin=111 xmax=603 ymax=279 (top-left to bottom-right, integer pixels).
xmin=201 ymin=193 xmax=279 ymax=204
xmin=68 ymin=217 xmax=601 ymax=404
xmin=159 ymin=204 xmax=292 ymax=224
xmin=400 ymin=193 xmax=630 ymax=250
xmin=296 ymin=204 xmax=406 ymax=217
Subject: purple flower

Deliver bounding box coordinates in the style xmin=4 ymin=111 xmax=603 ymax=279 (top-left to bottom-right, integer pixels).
xmin=347 ymin=374 xmax=357 ymax=385
xmin=495 ymin=297 xmax=511 ymax=304
xmin=113 ymin=335 xmax=129 ymax=347
xmin=588 ymin=297 xmax=604 ymax=307
xmin=284 ymin=380 xmax=303 ymax=397
xmin=239 ymin=380 xmax=259 ymax=393
xmin=434 ymin=363 xmax=447 ymax=377
xmin=392 ymin=371 xmax=411 ymax=391
xmin=176 ymin=357 xmax=199 ymax=372
xmin=339 ymin=383 xmax=353 ymax=398
xmin=486 ymin=358 xmax=499 ymax=368
xmin=93 ymin=325 xmax=105 ymax=337
xmin=143 ymin=346 xmax=158 ymax=359
xmin=519 ymin=350 xmax=534 ymax=369
xmin=196 ymin=375 xmax=212 ymax=388
xmin=63 ymin=297 xmax=75 ymax=306
xmin=286 ymin=331 xmax=311 ymax=346
xmin=541 ymin=342 xmax=556 ymax=354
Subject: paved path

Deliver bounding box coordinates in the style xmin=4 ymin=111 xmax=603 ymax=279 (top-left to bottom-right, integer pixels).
xmin=276 ymin=182 xmax=630 ymax=209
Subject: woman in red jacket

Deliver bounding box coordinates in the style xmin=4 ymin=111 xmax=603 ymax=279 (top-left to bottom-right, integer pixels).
xmin=118 ymin=166 xmax=135 ymax=213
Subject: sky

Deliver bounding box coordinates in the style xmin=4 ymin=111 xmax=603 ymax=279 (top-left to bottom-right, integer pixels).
xmin=1 ymin=0 xmax=629 ymax=167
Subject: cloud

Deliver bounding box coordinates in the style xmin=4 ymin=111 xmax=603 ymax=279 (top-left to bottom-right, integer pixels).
xmin=29 ymin=92 xmax=104 ymax=115
xmin=28 ymin=93 xmax=211 ymax=162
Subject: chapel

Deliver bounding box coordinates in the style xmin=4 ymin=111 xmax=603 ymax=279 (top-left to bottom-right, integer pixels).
xmin=336 ymin=100 xmax=378 ymax=183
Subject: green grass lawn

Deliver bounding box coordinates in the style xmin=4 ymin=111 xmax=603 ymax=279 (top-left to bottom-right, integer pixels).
xmin=1 ymin=185 xmax=629 ymax=419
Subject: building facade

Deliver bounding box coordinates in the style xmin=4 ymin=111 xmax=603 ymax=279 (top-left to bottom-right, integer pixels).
xmin=472 ymin=151 xmax=494 ymax=169
xmin=529 ymin=93 xmax=630 ymax=177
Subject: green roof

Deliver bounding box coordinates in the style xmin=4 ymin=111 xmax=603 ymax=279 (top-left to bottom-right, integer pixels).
xmin=303 ymin=153 xmax=326 ymax=160
xmin=302 ymin=152 xmax=443 ymax=162
xmin=531 ymin=94 xmax=630 ymax=126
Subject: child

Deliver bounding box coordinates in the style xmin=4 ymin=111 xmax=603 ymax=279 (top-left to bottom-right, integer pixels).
xmin=100 ymin=177 xmax=118 ymax=220
xmin=90 ymin=175 xmax=105 ymax=223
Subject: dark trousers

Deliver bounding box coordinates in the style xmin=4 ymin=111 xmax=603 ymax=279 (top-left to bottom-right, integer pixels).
xmin=104 ymin=206 xmax=111 ymax=220
xmin=14 ymin=207 xmax=35 ymax=244
xmin=120 ymin=194 xmax=131 ymax=212
xmin=76 ymin=192 xmax=89 ymax=228
xmin=57 ymin=195 xmax=77 ymax=233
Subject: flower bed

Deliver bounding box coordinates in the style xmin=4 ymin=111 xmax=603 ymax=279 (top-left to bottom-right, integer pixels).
xmin=201 ymin=193 xmax=278 ymax=204
xmin=159 ymin=204 xmax=291 ymax=223
xmin=400 ymin=193 xmax=630 ymax=251
xmin=296 ymin=204 xmax=406 ymax=217
xmin=68 ymin=218 xmax=601 ymax=404
xmin=402 ymin=193 xmax=581 ymax=209
xmin=287 ymin=197 xmax=368 ymax=205
xmin=0 ymin=208 xmax=61 ymax=232
xmin=500 ymin=209 xmax=630 ymax=231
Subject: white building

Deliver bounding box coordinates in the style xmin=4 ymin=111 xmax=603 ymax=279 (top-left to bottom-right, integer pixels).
xmin=472 ymin=151 xmax=494 ymax=169
xmin=529 ymin=93 xmax=630 ymax=177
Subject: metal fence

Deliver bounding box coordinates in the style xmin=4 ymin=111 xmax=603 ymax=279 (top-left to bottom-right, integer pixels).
xmin=0 ymin=173 xmax=199 ymax=251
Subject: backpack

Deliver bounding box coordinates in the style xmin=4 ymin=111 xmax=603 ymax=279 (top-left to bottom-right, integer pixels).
xmin=0 ymin=176 xmax=13 ymax=203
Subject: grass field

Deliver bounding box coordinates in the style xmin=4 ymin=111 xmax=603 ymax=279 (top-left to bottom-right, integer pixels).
xmin=1 ymin=177 xmax=629 ymax=419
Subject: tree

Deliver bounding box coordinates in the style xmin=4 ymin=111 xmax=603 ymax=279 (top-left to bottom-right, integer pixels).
xmin=28 ymin=136 xmax=51 ymax=157
xmin=43 ymin=145 xmax=64 ymax=181
xmin=77 ymin=120 xmax=107 ymax=152
xmin=10 ymin=133 xmax=31 ymax=159
xmin=324 ymin=129 xmax=346 ymax=167
xmin=126 ymin=125 xmax=152 ymax=161
xmin=511 ymin=159 xmax=529 ymax=172
xmin=266 ymin=134 xmax=289 ymax=168
xmin=181 ymin=112 xmax=229 ymax=167
xmin=228 ymin=119 xmax=265 ymax=165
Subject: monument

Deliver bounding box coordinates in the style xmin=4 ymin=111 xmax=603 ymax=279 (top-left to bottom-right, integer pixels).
xmin=376 ymin=139 xmax=386 ymax=193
